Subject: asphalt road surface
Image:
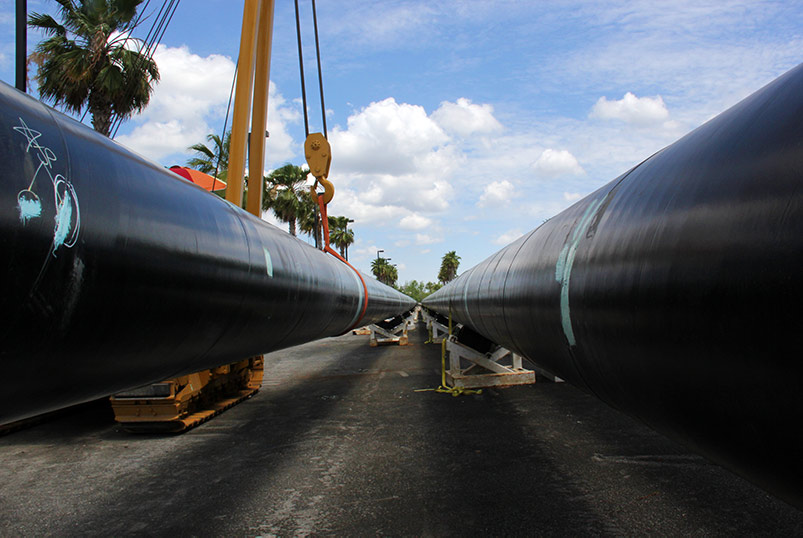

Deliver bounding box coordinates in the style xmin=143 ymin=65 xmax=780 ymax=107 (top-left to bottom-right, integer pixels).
xmin=1 ymin=322 xmax=801 ymax=536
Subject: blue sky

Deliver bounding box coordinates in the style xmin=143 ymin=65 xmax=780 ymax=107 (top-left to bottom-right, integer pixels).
xmin=1 ymin=1 xmax=801 ymax=284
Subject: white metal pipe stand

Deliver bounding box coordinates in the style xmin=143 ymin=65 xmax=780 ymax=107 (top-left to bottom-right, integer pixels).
xmin=445 ymin=335 xmax=535 ymax=389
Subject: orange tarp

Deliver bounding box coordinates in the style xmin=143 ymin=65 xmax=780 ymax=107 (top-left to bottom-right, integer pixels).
xmin=169 ymin=166 xmax=227 ymax=192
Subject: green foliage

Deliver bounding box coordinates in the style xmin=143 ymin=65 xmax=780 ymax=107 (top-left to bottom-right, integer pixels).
xmin=263 ymin=164 xmax=309 ymax=236
xmin=29 ymin=0 xmax=159 ymax=136
xmin=187 ymin=131 xmax=230 ymax=180
xmin=424 ymin=281 xmax=442 ymax=295
xmin=297 ymin=189 xmax=322 ymax=245
xmin=371 ymin=257 xmax=397 ymax=287
xmin=437 ymin=251 xmax=461 ymax=283
xmin=261 ymin=165 xmax=356 ymax=251
xmin=399 ymin=280 xmax=425 ymax=302
xmin=399 ymin=280 xmax=442 ymax=302
xmin=327 ymin=215 xmax=354 ymax=259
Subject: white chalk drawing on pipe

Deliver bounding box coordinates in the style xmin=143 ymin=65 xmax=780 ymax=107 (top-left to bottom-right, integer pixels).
xmin=14 ymin=117 xmax=81 ymax=255
xmin=554 ymin=193 xmax=610 ymax=346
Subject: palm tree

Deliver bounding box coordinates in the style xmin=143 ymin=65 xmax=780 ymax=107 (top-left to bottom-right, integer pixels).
xmin=371 ymin=257 xmax=387 ymax=281
xmin=438 ymin=251 xmax=461 ymax=283
xmin=297 ymin=189 xmax=322 ymax=247
xmin=386 ymin=265 xmax=398 ymax=288
xmin=371 ymin=257 xmax=397 ymax=286
xmin=271 ymin=187 xmax=302 ymax=236
xmin=263 ymin=164 xmax=309 ymax=236
xmin=424 ymin=281 xmax=442 ymax=295
xmin=187 ymin=132 xmax=230 ymax=180
xmin=328 ymin=216 xmax=355 ymax=259
xmin=29 ymin=0 xmax=159 ymax=136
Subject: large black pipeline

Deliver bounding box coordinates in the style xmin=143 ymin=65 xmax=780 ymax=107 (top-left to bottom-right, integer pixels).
xmin=424 ymin=64 xmax=803 ymax=507
xmin=0 ymin=81 xmax=415 ymax=425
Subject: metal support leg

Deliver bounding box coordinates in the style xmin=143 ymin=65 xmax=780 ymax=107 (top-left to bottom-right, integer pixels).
xmin=445 ymin=337 xmax=535 ymax=389
xmin=369 ymin=319 xmax=410 ymax=346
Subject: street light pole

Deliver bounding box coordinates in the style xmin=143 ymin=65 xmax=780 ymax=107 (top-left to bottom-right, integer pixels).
xmin=16 ymin=0 xmax=26 ymax=93
xmin=345 ymin=219 xmax=354 ymax=261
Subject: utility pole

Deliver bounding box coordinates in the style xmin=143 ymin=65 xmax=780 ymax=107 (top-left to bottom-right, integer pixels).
xmin=345 ymin=218 xmax=354 ymax=260
xmin=16 ymin=0 xmax=26 ymax=92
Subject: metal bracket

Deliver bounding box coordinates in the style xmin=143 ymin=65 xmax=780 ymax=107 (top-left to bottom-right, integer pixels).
xmin=369 ymin=312 xmax=416 ymax=346
xmin=421 ymin=309 xmax=449 ymax=343
xmin=445 ymin=337 xmax=535 ymax=389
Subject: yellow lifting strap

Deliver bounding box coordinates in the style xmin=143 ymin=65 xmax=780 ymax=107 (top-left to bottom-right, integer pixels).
xmin=414 ymin=339 xmax=482 ymax=397
xmin=415 ymin=309 xmax=482 ymax=397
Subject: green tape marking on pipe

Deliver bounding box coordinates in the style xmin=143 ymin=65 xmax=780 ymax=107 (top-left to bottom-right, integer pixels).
xmin=263 ymin=247 xmax=273 ymax=277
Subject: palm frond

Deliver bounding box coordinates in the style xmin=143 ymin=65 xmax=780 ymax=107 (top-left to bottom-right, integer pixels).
xmin=28 ymin=13 xmax=67 ymax=37
xmin=30 ymin=0 xmax=158 ymax=134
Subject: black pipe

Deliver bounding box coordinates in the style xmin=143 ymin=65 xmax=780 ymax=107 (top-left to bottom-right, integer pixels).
xmin=0 ymin=81 xmax=415 ymax=424
xmin=424 ymin=64 xmax=803 ymax=507
xmin=16 ymin=0 xmax=26 ymax=92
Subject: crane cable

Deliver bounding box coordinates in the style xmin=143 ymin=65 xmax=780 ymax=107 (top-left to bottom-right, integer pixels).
xmin=294 ymin=0 xmax=327 ymax=139
xmin=108 ymin=0 xmax=181 ymax=138
xmin=296 ymin=1 xmax=366 ymax=329
xmin=311 ymin=0 xmax=327 ymax=139
xmin=213 ymin=62 xmax=238 ymax=182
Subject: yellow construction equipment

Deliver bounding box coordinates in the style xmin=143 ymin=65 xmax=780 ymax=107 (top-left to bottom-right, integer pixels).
xmin=110 ymin=357 xmax=264 ymax=433
xmin=110 ymin=0 xmax=276 ymax=434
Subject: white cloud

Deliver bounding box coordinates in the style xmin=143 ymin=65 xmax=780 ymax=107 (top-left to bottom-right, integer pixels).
xmin=350 ymin=241 xmax=382 ymax=263
xmin=260 ymin=210 xmax=286 ymax=230
xmin=590 ymin=92 xmax=669 ymax=126
xmin=432 ymin=98 xmax=503 ymax=138
xmin=117 ymin=46 xmax=298 ymax=165
xmin=327 ymin=97 xmax=459 ymax=218
xmin=116 ymin=46 xmax=234 ymax=159
xmin=115 ymin=119 xmax=208 ymax=163
xmin=327 ymin=189 xmax=408 ymax=224
xmin=415 ymin=233 xmax=442 ymax=245
xmin=477 ymin=179 xmax=515 ymax=208
xmin=332 ymin=97 xmax=449 ymax=175
xmin=494 ymin=229 xmax=523 ymax=245
xmin=563 ymin=191 xmax=582 ymax=202
xmin=399 ymin=213 xmax=433 ymax=230
xmin=326 ymin=3 xmax=435 ymax=48
xmin=264 ymin=83 xmax=301 ymax=166
xmin=532 ymin=149 xmax=585 ymax=178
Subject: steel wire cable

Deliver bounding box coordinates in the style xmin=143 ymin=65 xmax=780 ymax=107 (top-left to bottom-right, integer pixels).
xmin=214 ymin=61 xmax=238 ymax=182
xmin=294 ymin=0 xmax=310 ymax=138
xmin=109 ymin=0 xmax=180 ymax=138
xmin=311 ymin=0 xmax=327 ymax=139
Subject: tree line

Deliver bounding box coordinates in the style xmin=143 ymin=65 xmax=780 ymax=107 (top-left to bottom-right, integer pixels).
xmin=397 ymin=250 xmax=460 ymax=302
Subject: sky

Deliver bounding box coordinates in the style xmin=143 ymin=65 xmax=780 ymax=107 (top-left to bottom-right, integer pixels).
xmin=1 ymin=0 xmax=801 ymax=284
